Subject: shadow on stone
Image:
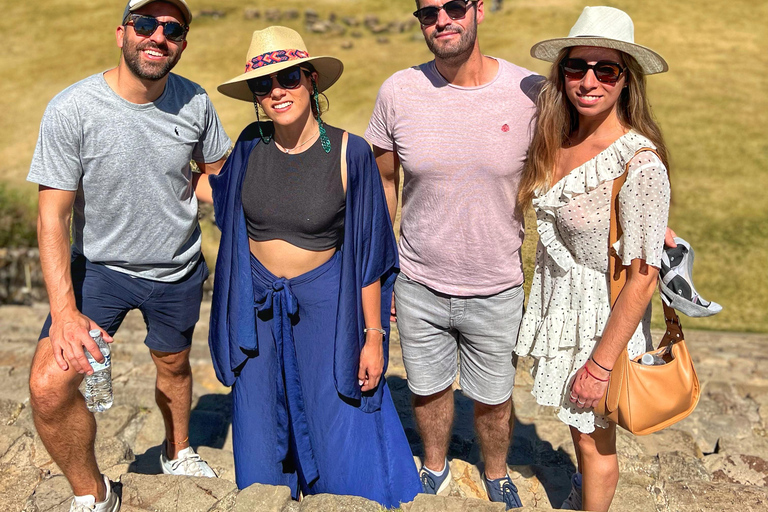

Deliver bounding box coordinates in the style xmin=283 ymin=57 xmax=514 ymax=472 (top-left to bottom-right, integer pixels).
xmin=190 ymin=392 xmax=233 ymax=449
xmin=388 ymin=376 xmax=481 ymax=463
xmin=127 ymin=392 xmax=232 ymax=475
xmin=128 ymin=444 xmax=163 ymax=474
xmin=388 ymin=375 xmax=575 ymax=505
xmin=111 ymin=480 xmax=123 ymax=505
xmin=509 ymin=419 xmax=576 ymax=506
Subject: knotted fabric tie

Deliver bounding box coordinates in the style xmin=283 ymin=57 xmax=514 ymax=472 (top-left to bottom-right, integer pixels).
xmin=254 ymin=277 xmax=319 ymax=486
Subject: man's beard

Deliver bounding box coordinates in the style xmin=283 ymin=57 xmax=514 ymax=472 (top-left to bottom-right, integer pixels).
xmin=425 ymin=17 xmax=477 ymax=63
xmin=122 ymin=39 xmax=181 ymax=81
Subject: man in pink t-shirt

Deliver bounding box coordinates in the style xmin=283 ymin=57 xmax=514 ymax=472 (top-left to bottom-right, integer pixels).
xmin=365 ymin=0 xmax=540 ymax=507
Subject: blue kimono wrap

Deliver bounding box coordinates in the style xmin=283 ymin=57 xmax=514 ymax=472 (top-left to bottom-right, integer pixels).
xmin=208 ymin=123 xmax=421 ymax=507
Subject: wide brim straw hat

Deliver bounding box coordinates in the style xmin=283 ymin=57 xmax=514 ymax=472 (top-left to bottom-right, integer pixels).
xmin=530 ymin=6 xmax=668 ymax=75
xmin=218 ymin=26 xmax=344 ymax=102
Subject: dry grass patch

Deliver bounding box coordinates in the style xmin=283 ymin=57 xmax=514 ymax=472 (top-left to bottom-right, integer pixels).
xmin=1 ymin=0 xmax=765 ymax=331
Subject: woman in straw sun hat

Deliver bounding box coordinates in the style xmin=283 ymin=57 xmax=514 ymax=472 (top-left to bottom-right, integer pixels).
xmin=515 ymin=6 xmax=671 ymax=511
xmin=207 ymin=26 xmax=421 ymax=506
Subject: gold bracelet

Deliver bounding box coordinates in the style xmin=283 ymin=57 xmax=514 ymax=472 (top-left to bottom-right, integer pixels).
xmin=363 ymin=327 xmax=386 ymax=336
xmin=167 ymin=436 xmax=189 ymax=445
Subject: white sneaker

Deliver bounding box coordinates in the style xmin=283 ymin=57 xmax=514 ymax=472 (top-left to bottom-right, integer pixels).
xmin=69 ymin=475 xmax=120 ymax=512
xmin=160 ymin=442 xmax=217 ymax=477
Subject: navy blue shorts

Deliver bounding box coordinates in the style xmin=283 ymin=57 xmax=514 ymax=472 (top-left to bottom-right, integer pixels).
xmin=40 ymin=253 xmax=209 ymax=353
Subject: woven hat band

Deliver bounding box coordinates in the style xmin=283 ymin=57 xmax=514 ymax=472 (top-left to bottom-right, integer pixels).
xmin=245 ymin=49 xmax=311 ymax=72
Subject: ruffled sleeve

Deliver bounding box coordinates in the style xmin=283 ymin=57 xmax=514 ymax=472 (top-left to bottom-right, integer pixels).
xmin=531 ymin=131 xmax=641 ymax=271
xmin=612 ymin=151 xmax=671 ymax=268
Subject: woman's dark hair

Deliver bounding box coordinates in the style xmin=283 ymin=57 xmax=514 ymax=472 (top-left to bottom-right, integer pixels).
xmin=302 ymin=63 xmax=330 ymax=118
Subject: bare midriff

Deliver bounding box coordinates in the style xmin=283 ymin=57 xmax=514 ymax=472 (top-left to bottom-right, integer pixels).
xmin=249 ymin=238 xmax=336 ymax=279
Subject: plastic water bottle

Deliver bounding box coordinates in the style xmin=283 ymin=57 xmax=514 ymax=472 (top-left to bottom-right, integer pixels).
xmin=640 ymin=353 xmax=666 ymax=366
xmin=84 ymin=329 xmax=113 ymax=412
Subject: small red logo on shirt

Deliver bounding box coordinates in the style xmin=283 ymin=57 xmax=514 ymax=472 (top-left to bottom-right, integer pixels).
xmin=501 ymin=124 xmax=510 ymax=132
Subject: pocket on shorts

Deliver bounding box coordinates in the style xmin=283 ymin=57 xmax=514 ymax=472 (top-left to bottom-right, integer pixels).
xmin=395 ymin=271 xmax=417 ymax=289
xmin=484 ymin=285 xmax=525 ymax=336
xmin=493 ymin=284 xmax=523 ymax=300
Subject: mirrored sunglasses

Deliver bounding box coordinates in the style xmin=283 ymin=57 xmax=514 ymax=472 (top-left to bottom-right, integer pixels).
xmin=561 ymin=58 xmax=626 ymax=84
xmin=413 ymin=0 xmax=478 ymax=26
xmin=248 ymin=66 xmax=309 ymax=97
xmin=125 ymin=14 xmax=188 ymax=42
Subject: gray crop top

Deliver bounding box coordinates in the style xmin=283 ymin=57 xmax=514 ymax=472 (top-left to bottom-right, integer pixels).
xmin=241 ymin=124 xmax=345 ymax=251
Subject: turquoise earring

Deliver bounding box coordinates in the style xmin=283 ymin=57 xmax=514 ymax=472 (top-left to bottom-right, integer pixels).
xmin=253 ymin=92 xmax=272 ymax=144
xmin=312 ymin=78 xmax=331 ymax=154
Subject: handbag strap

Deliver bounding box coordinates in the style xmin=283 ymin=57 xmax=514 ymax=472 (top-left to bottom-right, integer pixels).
xmin=608 ymin=147 xmax=683 ymax=347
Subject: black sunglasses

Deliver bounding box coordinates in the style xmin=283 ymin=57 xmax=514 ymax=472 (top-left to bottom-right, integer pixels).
xmin=248 ymin=66 xmax=310 ymax=97
xmin=125 ymin=14 xmax=188 ymax=43
xmin=560 ymin=58 xmax=626 ymax=84
xmin=413 ymin=0 xmax=478 ymax=26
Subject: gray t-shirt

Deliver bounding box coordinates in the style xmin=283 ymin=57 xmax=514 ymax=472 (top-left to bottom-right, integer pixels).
xmin=28 ymin=72 xmax=231 ymax=282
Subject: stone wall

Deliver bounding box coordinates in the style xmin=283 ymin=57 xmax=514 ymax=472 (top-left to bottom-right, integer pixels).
xmin=0 ymin=248 xmax=45 ymax=305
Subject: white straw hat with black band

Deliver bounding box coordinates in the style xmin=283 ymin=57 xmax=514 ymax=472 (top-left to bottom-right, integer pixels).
xmin=218 ymin=26 xmax=344 ymax=102
xmin=530 ymin=6 xmax=668 ymax=75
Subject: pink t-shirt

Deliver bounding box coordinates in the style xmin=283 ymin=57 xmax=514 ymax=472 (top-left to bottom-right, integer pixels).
xmin=366 ymin=58 xmax=538 ymax=296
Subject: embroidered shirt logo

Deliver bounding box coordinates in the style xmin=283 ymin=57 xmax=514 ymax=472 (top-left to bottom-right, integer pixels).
xmin=501 ymin=124 xmax=510 ymax=132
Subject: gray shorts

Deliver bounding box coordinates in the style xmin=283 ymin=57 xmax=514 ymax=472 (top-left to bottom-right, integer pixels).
xmin=394 ymin=273 xmax=524 ymax=405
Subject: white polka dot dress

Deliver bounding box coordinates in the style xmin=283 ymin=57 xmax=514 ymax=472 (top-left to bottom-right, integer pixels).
xmin=516 ymin=131 xmax=671 ymax=434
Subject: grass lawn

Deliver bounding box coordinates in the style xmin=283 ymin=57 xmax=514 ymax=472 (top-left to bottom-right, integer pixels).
xmin=1 ymin=0 xmax=765 ymax=332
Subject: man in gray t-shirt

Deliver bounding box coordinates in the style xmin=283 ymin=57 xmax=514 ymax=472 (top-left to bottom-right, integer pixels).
xmin=366 ymin=0 xmax=541 ymax=508
xmin=26 ymin=1 xmax=230 ymax=510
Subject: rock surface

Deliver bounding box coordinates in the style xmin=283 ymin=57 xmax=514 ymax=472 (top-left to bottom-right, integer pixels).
xmin=2 ymin=302 xmax=768 ymax=511
xmin=0 ymin=248 xmax=44 ymax=305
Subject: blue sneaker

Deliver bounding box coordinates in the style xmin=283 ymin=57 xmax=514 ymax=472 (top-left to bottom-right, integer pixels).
xmin=560 ymin=472 xmax=583 ymax=510
xmin=483 ymin=473 xmax=523 ymax=509
xmin=419 ymin=460 xmax=451 ymax=495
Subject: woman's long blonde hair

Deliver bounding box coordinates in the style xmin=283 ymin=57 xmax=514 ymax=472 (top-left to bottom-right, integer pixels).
xmin=518 ymin=48 xmax=670 ymax=210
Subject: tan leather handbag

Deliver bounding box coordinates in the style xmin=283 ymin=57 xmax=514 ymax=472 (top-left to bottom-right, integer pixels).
xmin=592 ymin=148 xmax=700 ymax=436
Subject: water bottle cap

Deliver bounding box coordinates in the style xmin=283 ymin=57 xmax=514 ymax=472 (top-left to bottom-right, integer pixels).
xmin=89 ymin=329 xmax=102 ymax=338
xmin=641 ymin=353 xmax=654 ymax=365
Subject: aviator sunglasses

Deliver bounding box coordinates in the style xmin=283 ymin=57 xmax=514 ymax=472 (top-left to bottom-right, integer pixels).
xmin=413 ymin=0 xmax=478 ymax=26
xmin=560 ymin=58 xmax=626 ymax=84
xmin=125 ymin=14 xmax=188 ymax=42
xmin=248 ymin=66 xmax=310 ymax=97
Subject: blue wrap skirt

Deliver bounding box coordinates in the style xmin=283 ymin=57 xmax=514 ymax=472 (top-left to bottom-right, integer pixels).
xmin=231 ymin=251 xmax=421 ymax=507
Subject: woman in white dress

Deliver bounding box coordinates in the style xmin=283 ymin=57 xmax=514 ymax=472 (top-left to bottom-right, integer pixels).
xmin=516 ymin=7 xmax=671 ymax=511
